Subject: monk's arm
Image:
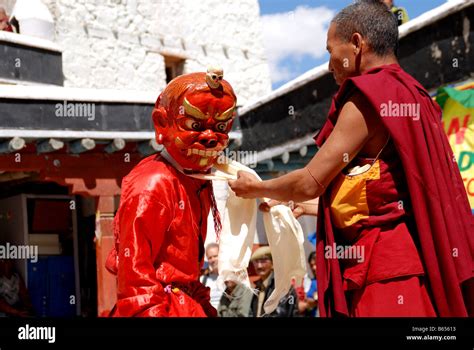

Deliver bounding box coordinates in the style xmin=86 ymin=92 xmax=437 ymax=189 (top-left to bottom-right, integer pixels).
xmin=230 ymin=93 xmax=376 ymax=202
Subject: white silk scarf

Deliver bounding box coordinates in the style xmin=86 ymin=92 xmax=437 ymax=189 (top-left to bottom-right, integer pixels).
xmin=190 ymin=159 xmax=307 ymax=315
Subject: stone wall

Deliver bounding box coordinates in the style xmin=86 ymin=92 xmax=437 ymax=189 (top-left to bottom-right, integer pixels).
xmin=41 ymin=0 xmax=272 ymax=105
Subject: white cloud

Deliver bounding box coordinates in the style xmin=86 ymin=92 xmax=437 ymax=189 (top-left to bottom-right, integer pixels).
xmin=268 ymin=61 xmax=293 ymax=83
xmin=261 ymin=6 xmax=335 ymax=85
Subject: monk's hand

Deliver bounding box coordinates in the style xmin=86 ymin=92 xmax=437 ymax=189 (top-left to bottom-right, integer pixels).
xmin=228 ymin=171 xmax=261 ymax=198
xmin=259 ymin=200 xmax=306 ymax=219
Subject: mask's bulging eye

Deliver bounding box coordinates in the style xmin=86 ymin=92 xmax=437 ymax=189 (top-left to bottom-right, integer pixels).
xmin=215 ymin=122 xmax=228 ymax=132
xmin=184 ymin=119 xmax=202 ymax=131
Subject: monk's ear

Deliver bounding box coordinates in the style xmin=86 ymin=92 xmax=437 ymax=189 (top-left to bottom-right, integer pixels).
xmin=351 ymin=33 xmax=363 ymax=55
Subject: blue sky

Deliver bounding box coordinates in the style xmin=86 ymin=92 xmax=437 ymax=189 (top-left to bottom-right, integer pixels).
xmin=258 ymin=0 xmax=450 ymax=89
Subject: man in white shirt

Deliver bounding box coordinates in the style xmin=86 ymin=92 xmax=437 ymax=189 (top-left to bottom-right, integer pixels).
xmin=200 ymin=243 xmax=224 ymax=310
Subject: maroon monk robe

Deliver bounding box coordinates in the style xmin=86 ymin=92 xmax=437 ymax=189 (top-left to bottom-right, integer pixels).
xmin=315 ymin=64 xmax=474 ymax=317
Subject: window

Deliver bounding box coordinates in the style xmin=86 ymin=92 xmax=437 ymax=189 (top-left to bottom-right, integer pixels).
xmin=164 ymin=55 xmax=185 ymax=83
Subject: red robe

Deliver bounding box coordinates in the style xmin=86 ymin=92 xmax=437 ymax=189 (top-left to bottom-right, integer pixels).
xmin=315 ymin=64 xmax=474 ymax=317
xmin=327 ymin=141 xmax=436 ymax=317
xmin=105 ymin=154 xmax=217 ymax=317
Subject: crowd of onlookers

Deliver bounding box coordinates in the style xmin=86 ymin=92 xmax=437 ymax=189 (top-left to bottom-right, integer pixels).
xmin=0 ymin=243 xmax=318 ymax=318
xmin=200 ymin=244 xmax=318 ymax=317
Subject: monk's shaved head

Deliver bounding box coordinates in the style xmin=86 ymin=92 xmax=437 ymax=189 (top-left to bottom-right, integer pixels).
xmin=332 ymin=0 xmax=399 ymax=57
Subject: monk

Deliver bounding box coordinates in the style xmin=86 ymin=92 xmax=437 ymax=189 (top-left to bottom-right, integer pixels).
xmin=229 ymin=0 xmax=474 ymax=317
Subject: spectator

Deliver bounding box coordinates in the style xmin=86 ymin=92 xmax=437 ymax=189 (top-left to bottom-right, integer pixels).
xmin=298 ymin=252 xmax=318 ymax=317
xmin=0 ymin=259 xmax=34 ymax=317
xmin=217 ymin=280 xmax=253 ymax=317
xmin=200 ymin=243 xmax=224 ymax=310
xmin=248 ymin=246 xmax=299 ymax=317
xmin=382 ymin=0 xmax=409 ymax=26
xmin=0 ymin=8 xmax=14 ymax=32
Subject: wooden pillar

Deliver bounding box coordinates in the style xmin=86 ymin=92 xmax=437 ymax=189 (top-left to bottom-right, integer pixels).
xmin=95 ymin=195 xmax=117 ymax=317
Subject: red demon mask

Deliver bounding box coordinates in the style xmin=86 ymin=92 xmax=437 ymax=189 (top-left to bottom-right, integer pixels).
xmin=152 ymin=68 xmax=237 ymax=172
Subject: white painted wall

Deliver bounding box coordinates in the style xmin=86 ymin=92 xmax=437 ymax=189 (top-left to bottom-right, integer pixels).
xmin=40 ymin=0 xmax=272 ymax=105
xmin=0 ymin=0 xmax=15 ymax=14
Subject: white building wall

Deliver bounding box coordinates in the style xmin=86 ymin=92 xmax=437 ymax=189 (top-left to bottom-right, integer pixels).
xmin=0 ymin=0 xmax=16 ymax=14
xmin=41 ymin=0 xmax=272 ymax=105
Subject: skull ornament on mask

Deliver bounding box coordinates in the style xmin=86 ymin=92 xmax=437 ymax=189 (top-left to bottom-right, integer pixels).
xmin=206 ymin=66 xmax=224 ymax=89
xmin=152 ymin=70 xmax=237 ymax=172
